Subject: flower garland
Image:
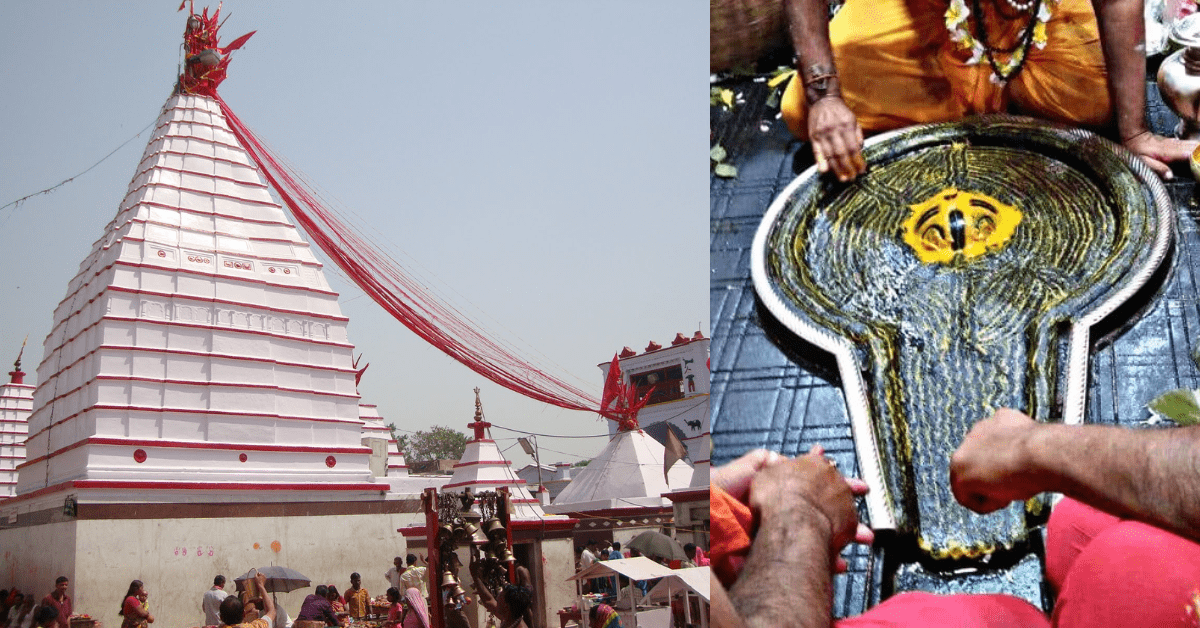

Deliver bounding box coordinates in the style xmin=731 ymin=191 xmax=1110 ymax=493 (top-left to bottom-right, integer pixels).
xmin=945 ymin=0 xmax=1054 ymax=83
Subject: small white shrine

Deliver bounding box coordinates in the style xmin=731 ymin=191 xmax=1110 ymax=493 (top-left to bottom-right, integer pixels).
xmin=399 ymin=390 xmax=577 ymax=628
xmin=542 ymin=337 xmax=709 ymax=549
xmin=604 ymin=332 xmax=710 ymax=486
xmin=0 ymin=352 xmax=34 ymax=499
xmin=546 ymin=429 xmax=693 ymax=513
xmin=441 ymin=390 xmax=555 ymax=521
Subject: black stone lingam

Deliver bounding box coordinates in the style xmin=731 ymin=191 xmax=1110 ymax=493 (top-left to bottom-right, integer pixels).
xmin=752 ymin=116 xmax=1173 ymax=597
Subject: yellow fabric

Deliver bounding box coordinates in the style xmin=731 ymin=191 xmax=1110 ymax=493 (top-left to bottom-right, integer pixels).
xmin=346 ymin=587 xmax=371 ymax=619
xmin=781 ymin=0 xmax=1111 ymax=138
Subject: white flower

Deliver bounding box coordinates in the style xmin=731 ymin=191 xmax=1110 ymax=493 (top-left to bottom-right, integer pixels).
xmin=945 ymin=0 xmax=971 ymax=29
xmin=967 ymin=42 xmax=986 ymax=65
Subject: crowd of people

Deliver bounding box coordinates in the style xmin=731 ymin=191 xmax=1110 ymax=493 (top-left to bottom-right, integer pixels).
xmin=570 ymin=536 xmax=711 ymax=628
xmin=574 ymin=537 xmax=710 ymax=598
xmin=199 ymin=570 xmax=404 ymax=628
xmin=186 ymin=552 xmax=538 ymax=628
xmin=1 ymin=577 xmax=73 ymax=628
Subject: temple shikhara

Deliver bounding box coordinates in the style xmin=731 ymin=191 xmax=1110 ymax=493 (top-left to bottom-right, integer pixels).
xmin=0 ymin=5 xmax=709 ymax=628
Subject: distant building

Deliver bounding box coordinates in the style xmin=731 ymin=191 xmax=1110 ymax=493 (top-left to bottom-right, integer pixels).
xmin=515 ymin=462 xmax=574 ymax=502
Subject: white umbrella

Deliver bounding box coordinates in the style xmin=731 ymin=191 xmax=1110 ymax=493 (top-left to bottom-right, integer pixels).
xmin=645 ymin=567 xmax=710 ymax=628
xmin=644 ymin=567 xmax=710 ymax=602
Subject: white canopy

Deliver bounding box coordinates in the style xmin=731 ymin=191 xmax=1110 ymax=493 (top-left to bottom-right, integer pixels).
xmin=547 ymin=429 xmax=694 ymax=512
xmin=566 ymin=556 xmax=676 ymax=582
xmin=645 ymin=566 xmax=711 ymax=603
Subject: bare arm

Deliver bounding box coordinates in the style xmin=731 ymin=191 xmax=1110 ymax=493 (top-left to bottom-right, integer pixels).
xmin=468 ymin=550 xmax=500 ymax=616
xmin=725 ymin=452 xmax=869 ymax=628
xmin=711 ymin=578 xmax=747 ymax=628
xmin=729 ymin=502 xmax=837 ymax=628
xmin=255 ymin=574 xmax=277 ymax=626
xmin=1092 ymin=0 xmax=1198 ymax=176
xmin=951 ymin=408 xmax=1200 ymax=541
xmin=783 ymin=0 xmax=866 ymax=181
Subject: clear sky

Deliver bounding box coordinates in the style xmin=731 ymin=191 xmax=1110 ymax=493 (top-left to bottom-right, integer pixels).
xmin=0 ymin=2 xmax=707 ymax=466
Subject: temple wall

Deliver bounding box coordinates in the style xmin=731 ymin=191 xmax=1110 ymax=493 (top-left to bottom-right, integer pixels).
xmin=0 ymin=509 xmax=424 ymax=628
xmin=539 ymin=538 xmax=576 ymax=628
xmin=0 ymin=520 xmax=77 ymax=594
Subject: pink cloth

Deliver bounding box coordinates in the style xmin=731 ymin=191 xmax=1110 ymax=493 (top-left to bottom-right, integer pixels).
xmin=402 ymin=588 xmax=429 ymax=628
xmin=835 ymin=592 xmax=1049 ymax=627
xmin=1046 ymin=498 xmax=1200 ymax=628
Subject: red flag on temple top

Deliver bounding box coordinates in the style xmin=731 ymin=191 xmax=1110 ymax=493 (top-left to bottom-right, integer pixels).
xmin=600 ymin=354 xmax=622 ymax=412
xmin=599 ymin=355 xmax=653 ymax=432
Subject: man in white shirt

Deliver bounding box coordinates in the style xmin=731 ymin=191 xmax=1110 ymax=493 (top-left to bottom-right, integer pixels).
xmin=580 ymin=539 xmax=598 ymax=570
xmin=202 ymin=575 xmax=232 ymax=626
xmin=580 ymin=539 xmax=600 ymax=594
xmin=383 ymin=557 xmax=405 ymax=591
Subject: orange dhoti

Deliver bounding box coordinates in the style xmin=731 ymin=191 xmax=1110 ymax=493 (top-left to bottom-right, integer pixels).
xmin=781 ymin=0 xmax=1112 ymax=138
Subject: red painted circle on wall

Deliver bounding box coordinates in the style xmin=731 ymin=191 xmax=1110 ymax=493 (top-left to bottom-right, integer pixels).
xmin=325 ymin=456 xmax=336 ymax=468
xmin=239 ymin=453 xmax=248 ymax=463
xmin=133 ymin=449 xmax=147 ymax=463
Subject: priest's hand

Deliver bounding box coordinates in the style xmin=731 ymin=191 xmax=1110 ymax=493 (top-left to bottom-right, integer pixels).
xmin=950 ymin=408 xmax=1047 ymax=513
xmin=1123 ymin=131 xmax=1198 ymax=181
xmin=808 ymin=97 xmax=866 ymax=182
xmin=712 ymin=449 xmax=785 ymax=503
xmin=747 ymin=446 xmax=872 ymax=568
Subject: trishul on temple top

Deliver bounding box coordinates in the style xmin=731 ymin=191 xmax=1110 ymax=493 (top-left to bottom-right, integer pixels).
xmin=176 ymin=1 xmax=255 ymax=96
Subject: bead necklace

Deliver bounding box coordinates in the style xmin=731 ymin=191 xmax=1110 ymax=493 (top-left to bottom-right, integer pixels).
xmin=945 ymin=0 xmax=1053 ymax=84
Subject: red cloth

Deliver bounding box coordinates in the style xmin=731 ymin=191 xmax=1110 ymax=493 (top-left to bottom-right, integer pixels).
xmin=120 ymin=596 xmax=145 ymax=628
xmin=710 ymin=484 xmax=753 ymax=588
xmin=41 ymin=594 xmax=71 ymax=628
xmin=1046 ymin=498 xmax=1200 ymax=628
xmin=712 ymin=488 xmax=1200 ymax=626
xmin=835 ymin=592 xmax=1049 ymax=627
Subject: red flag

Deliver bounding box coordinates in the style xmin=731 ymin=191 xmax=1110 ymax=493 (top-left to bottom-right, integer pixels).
xmin=221 ymin=30 xmax=256 ymax=54
xmin=600 ymin=354 xmax=622 ymax=413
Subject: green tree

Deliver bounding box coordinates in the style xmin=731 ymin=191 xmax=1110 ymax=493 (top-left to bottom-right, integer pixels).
xmin=572 ymin=459 xmax=590 ymax=467
xmin=388 ymin=423 xmax=410 ymax=458
xmin=406 ymin=425 xmax=470 ymax=462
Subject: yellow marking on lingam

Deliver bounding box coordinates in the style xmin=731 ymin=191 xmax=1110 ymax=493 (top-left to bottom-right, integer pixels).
xmin=918 ymin=536 xmax=997 ymax=560
xmin=902 ymin=188 xmax=1022 ymax=264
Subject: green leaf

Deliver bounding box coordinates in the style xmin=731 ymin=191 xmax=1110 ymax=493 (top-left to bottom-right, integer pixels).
xmin=714 ymin=163 xmax=739 ymax=179
xmin=1148 ymin=389 xmax=1200 ymax=426
xmin=710 ymin=87 xmax=735 ymax=110
xmin=710 ymin=145 xmax=728 ymax=163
